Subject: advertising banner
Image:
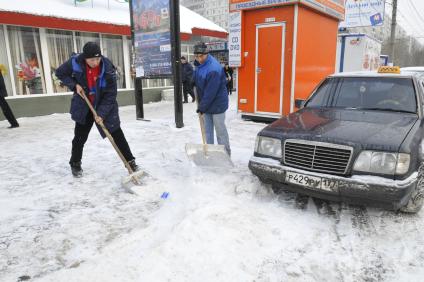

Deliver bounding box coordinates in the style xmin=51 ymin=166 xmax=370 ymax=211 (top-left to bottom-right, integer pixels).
xmin=132 ymin=0 xmax=172 ymax=78
xmin=229 ymin=0 xmax=344 ymax=20
xmin=228 ymin=11 xmax=242 ymax=67
xmin=339 ymin=0 xmax=385 ymax=28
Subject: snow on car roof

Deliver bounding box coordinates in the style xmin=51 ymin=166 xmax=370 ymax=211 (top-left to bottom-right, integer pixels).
xmin=400 ymin=67 xmax=424 ymax=72
xmin=330 ymin=70 xmax=419 ymax=78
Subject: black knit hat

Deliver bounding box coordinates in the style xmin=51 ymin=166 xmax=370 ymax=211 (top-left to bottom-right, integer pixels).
xmin=193 ymin=42 xmax=208 ymax=54
xmin=83 ymin=42 xmax=101 ymax=59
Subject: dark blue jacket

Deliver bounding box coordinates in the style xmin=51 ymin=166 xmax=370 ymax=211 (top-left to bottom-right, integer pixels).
xmin=181 ymin=62 xmax=193 ymax=84
xmin=55 ymin=54 xmax=120 ymax=136
xmin=194 ymin=55 xmax=228 ymax=114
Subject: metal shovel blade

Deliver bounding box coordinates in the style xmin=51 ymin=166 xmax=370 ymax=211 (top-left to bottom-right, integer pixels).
xmin=121 ymin=170 xmax=149 ymax=193
xmin=185 ymin=143 xmax=234 ymax=168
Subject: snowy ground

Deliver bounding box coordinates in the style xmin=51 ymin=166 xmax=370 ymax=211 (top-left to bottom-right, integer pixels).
xmin=1 ymin=96 xmax=424 ymax=282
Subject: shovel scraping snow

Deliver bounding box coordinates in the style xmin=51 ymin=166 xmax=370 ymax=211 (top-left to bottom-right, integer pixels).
xmin=186 ymin=112 xmax=233 ymax=168
xmin=185 ymin=143 xmax=233 ymax=167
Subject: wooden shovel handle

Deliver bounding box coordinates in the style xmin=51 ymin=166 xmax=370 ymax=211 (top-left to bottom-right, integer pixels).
xmin=79 ymin=91 xmax=135 ymax=175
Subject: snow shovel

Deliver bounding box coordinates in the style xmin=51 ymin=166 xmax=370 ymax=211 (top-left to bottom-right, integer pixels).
xmin=80 ymin=91 xmax=146 ymax=193
xmin=185 ymin=107 xmax=233 ymax=168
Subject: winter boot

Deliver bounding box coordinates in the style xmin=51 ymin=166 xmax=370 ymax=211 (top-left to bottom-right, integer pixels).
xmin=128 ymin=159 xmax=139 ymax=172
xmin=70 ymin=161 xmax=83 ymax=177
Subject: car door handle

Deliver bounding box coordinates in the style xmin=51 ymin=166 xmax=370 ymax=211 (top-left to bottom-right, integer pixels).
xmin=256 ymin=67 xmax=262 ymax=73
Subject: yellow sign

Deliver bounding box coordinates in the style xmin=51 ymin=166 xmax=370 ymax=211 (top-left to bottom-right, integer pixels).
xmin=377 ymin=66 xmax=401 ymax=74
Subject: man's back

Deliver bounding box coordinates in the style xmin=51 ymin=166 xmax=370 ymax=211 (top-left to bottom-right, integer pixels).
xmin=194 ymin=54 xmax=228 ymax=114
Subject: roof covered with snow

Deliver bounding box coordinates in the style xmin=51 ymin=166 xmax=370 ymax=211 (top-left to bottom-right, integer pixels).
xmin=0 ymin=0 xmax=227 ymax=35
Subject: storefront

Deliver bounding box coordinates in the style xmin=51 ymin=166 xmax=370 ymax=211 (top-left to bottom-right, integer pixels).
xmin=0 ymin=0 xmax=227 ymax=98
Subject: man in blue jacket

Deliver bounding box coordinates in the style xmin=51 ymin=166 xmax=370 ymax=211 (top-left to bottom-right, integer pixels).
xmin=193 ymin=42 xmax=231 ymax=156
xmin=56 ymin=42 xmax=139 ymax=177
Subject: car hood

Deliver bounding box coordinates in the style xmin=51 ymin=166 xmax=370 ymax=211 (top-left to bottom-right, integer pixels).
xmin=261 ymin=108 xmax=418 ymax=151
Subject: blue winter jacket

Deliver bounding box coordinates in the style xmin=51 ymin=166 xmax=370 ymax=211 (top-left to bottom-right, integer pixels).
xmin=194 ymin=55 xmax=229 ymax=114
xmin=55 ymin=54 xmax=120 ymax=136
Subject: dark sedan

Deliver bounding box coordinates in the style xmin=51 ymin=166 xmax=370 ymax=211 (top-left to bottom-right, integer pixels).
xmin=249 ymin=67 xmax=424 ymax=212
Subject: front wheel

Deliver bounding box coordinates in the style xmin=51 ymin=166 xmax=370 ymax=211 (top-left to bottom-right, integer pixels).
xmin=400 ymin=166 xmax=424 ymax=213
xmin=400 ymin=187 xmax=424 ymax=213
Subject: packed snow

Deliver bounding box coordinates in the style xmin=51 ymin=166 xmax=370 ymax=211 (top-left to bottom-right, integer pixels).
xmin=1 ymin=96 xmax=424 ymax=282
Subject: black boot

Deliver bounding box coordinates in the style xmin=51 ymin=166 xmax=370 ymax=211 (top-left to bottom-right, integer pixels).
xmin=70 ymin=161 xmax=83 ymax=177
xmin=128 ymin=159 xmax=139 ymax=172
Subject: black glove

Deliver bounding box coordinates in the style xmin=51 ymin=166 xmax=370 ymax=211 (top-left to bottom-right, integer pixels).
xmin=196 ymin=109 xmax=203 ymax=114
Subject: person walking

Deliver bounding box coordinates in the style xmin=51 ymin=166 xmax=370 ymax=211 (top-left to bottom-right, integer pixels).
xmin=0 ymin=72 xmax=19 ymax=129
xmin=223 ymin=63 xmax=234 ymax=95
xmin=193 ymin=42 xmax=231 ymax=156
xmin=55 ymin=42 xmax=139 ymax=177
xmin=181 ymin=56 xmax=195 ymax=103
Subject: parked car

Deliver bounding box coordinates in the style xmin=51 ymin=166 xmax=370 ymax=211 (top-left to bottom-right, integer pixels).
xmin=249 ymin=67 xmax=424 ymax=212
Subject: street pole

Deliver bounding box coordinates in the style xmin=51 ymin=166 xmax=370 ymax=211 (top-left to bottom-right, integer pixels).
xmin=129 ymin=0 xmax=147 ymax=121
xmin=389 ymin=0 xmax=398 ymax=65
xmin=169 ymin=0 xmax=184 ymax=128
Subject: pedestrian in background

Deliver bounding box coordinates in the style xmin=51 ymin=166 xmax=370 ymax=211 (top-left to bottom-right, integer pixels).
xmin=224 ymin=63 xmax=233 ymax=95
xmin=193 ymin=42 xmax=231 ymax=156
xmin=56 ymin=42 xmax=139 ymax=177
xmin=0 ymin=72 xmax=19 ymax=129
xmin=181 ymin=56 xmax=195 ymax=103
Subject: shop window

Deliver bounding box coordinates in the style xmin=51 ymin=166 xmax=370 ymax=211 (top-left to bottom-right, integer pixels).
xmin=102 ymin=34 xmax=126 ymax=89
xmin=128 ymin=37 xmax=135 ymax=88
xmin=75 ymin=32 xmax=100 ymax=53
xmin=0 ymin=26 xmax=13 ymax=96
xmin=7 ymin=26 xmax=46 ymax=95
xmin=46 ymin=29 xmax=74 ymax=93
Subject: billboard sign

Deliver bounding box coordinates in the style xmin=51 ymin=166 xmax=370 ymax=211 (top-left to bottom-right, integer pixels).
xmin=339 ymin=0 xmax=385 ymax=28
xmin=131 ymin=0 xmax=172 ymax=78
xmin=228 ymin=11 xmax=242 ymax=67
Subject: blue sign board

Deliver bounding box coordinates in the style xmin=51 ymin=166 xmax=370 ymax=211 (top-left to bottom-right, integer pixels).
xmin=132 ymin=0 xmax=172 ymax=78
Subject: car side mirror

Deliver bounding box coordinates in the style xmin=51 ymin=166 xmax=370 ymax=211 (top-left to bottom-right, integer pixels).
xmin=295 ymin=99 xmax=305 ymax=109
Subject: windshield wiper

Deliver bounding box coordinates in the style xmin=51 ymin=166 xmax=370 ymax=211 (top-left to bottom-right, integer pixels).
xmin=355 ymin=107 xmax=417 ymax=114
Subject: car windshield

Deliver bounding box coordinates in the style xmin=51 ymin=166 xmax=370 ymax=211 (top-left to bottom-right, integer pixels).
xmin=307 ymin=77 xmax=417 ymax=113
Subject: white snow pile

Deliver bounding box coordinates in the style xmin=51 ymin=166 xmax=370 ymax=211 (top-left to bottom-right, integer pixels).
xmin=1 ymin=96 xmax=424 ymax=282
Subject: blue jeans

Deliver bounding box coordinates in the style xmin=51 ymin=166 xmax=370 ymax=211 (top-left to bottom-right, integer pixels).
xmin=203 ymin=112 xmax=231 ymax=156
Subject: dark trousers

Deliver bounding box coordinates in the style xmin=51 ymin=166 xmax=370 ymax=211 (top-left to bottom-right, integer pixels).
xmin=70 ymin=113 xmax=135 ymax=163
xmin=0 ymin=96 xmax=19 ymax=127
xmin=182 ymin=81 xmax=194 ymax=102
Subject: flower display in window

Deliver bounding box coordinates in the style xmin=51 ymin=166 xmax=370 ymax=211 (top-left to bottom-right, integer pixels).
xmin=0 ymin=64 xmax=7 ymax=75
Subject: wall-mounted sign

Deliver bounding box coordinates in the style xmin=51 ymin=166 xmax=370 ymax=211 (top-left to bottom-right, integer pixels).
xmin=339 ymin=0 xmax=385 ymax=28
xmin=228 ymin=11 xmax=242 ymax=67
xmin=229 ymin=0 xmax=345 ymax=20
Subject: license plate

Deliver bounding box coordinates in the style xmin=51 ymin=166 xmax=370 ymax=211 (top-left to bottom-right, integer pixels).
xmin=285 ymin=171 xmax=338 ymax=192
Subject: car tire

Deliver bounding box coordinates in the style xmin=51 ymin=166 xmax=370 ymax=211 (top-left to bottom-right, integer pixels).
xmin=400 ymin=164 xmax=424 ymax=213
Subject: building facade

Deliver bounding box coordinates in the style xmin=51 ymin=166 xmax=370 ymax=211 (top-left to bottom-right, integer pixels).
xmin=0 ymin=1 xmax=227 ymax=98
xmin=181 ymin=0 xmax=229 ymax=29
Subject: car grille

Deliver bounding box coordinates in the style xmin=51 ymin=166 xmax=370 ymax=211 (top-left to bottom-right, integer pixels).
xmin=283 ymin=139 xmax=353 ymax=175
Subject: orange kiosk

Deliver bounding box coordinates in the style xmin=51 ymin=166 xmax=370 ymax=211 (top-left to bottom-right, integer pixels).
xmin=228 ymin=0 xmax=345 ymax=121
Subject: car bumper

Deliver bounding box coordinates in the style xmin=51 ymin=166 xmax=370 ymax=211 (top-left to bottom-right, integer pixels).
xmin=249 ymin=156 xmax=418 ymax=210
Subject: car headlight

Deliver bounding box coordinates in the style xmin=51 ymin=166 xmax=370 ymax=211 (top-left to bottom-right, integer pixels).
xmin=353 ymin=151 xmax=410 ymax=175
xmin=254 ymin=136 xmax=282 ymax=158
